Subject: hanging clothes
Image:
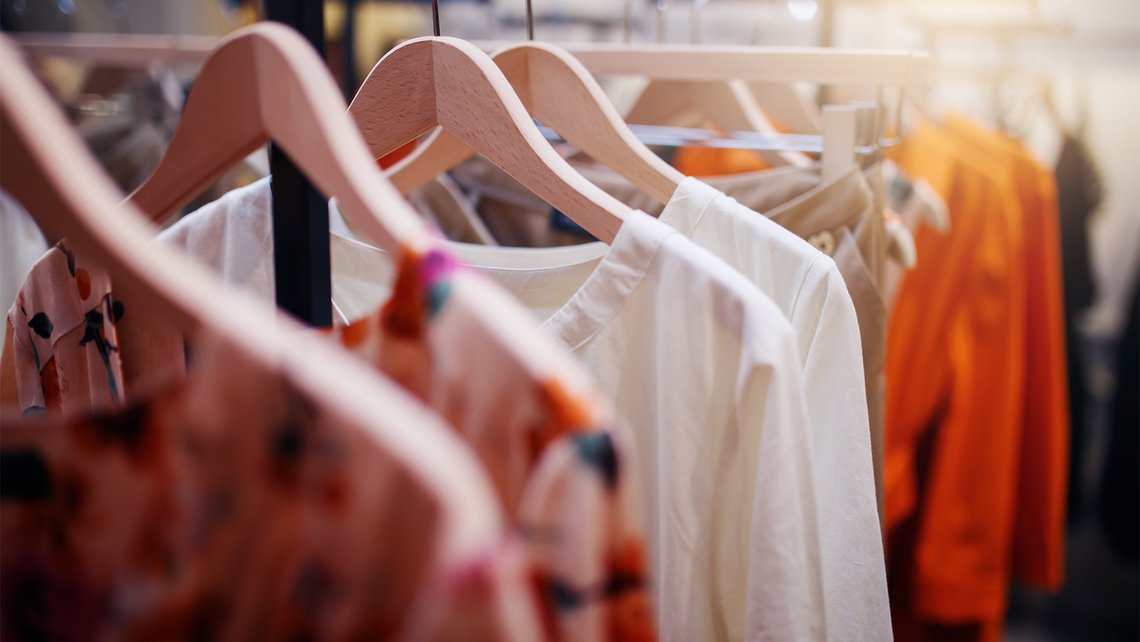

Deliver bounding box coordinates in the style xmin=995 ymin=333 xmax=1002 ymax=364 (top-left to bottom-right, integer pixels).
xmin=885 ymin=119 xmax=1069 ymax=641
xmin=2 ymin=241 xmax=125 ymax=414
xmin=171 ymin=186 xmax=658 ymax=642
xmin=434 ymin=157 xmax=888 ymax=526
xmin=3 ymin=176 xmax=659 ymax=642
xmin=1053 ymin=132 xmax=1104 ymax=522
xmin=348 ymin=159 xmax=890 ymax=639
xmin=0 ymin=192 xmax=49 ymax=325
xmin=943 ymin=116 xmax=1068 ymax=591
xmin=154 ymin=178 xmax=828 ymax=641
xmin=334 ymin=210 xmax=825 ymax=642
xmin=1 ymin=331 xmax=544 ymax=641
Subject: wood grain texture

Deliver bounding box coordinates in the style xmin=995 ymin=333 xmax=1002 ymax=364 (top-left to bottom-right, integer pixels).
xmin=350 ymin=37 xmax=630 ymax=244
xmin=390 ymin=41 xmax=684 ymax=205
xmin=0 ymin=37 xmax=515 ymax=569
xmin=127 ymin=23 xmax=431 ymax=257
xmin=624 ymin=78 xmax=813 ymax=168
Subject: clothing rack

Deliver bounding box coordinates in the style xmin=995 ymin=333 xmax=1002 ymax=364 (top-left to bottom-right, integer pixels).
xmin=263 ymin=0 xmax=332 ymax=327
xmin=13 ymin=19 xmax=335 ymax=327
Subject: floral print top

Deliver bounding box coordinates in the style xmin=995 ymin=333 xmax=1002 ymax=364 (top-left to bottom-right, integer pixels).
xmin=2 ymin=242 xmax=124 ymax=415
xmin=2 ymin=193 xmax=657 ymax=641
xmin=332 ymin=247 xmax=656 ymax=642
xmin=0 ymin=331 xmax=543 ymax=641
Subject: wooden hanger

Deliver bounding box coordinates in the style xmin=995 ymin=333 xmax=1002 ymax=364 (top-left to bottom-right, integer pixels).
xmin=633 ymin=1 xmax=806 ymax=167
xmin=388 ymin=39 xmax=685 ymax=205
xmin=474 ymin=40 xmax=929 ymax=155
xmin=624 ymin=78 xmax=813 ymax=167
xmin=127 ymin=22 xmax=432 ymax=259
xmin=1 ymin=38 xmax=517 ymax=575
xmin=621 ymin=0 xmax=810 ymax=168
xmin=2 ymin=41 xmax=222 ymax=335
xmin=348 ymin=36 xmax=633 ymax=244
xmin=747 ymin=82 xmax=823 ymax=135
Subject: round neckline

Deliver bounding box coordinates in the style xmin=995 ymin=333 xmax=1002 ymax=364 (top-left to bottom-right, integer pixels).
xmin=444 ymin=211 xmax=671 ymax=352
xmin=329 ymin=209 xmax=672 ymax=352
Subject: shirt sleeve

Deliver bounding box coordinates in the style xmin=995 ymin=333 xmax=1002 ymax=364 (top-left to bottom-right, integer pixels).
xmin=794 ymin=258 xmax=892 ymax=640
xmin=739 ymin=316 xmax=827 ymax=642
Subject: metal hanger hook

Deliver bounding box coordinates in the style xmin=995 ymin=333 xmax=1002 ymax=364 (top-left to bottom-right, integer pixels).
xmin=526 ymin=0 xmax=534 ymax=41
xmin=432 ymin=0 xmax=440 ymax=36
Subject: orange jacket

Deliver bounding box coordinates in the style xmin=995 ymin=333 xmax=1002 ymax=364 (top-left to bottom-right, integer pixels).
xmin=944 ymin=117 xmax=1069 ymax=591
xmin=886 ymin=123 xmax=1030 ymax=625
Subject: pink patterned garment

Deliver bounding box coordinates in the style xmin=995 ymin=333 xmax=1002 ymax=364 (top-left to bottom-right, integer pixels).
xmin=0 ymin=332 xmax=543 ymax=641
xmin=2 ymin=242 xmax=124 ymax=415
xmin=332 ymin=247 xmax=656 ymax=642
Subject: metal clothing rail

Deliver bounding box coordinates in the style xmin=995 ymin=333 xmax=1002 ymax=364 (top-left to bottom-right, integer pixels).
xmin=263 ymin=0 xmax=332 ymax=327
xmin=11 ymin=32 xmax=216 ymax=65
xmin=472 ymin=42 xmax=931 ymax=87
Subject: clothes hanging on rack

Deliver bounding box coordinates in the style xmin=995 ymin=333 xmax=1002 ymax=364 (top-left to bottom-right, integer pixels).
xmin=1 ymin=330 xmax=545 ymax=641
xmin=0 ymin=16 xmax=928 ymax=642
xmin=2 ymin=180 xmax=659 ymax=642
xmin=2 ymin=241 xmax=125 ymax=414
xmin=0 ymin=192 xmax=49 ymax=328
xmin=378 ymin=162 xmax=891 ymax=638
xmin=1052 ymin=132 xmax=1102 ymax=523
xmin=885 ymin=118 xmax=1068 ymax=642
xmin=139 ymin=178 xmax=832 ymax=641
xmin=420 ymin=156 xmax=889 ymax=520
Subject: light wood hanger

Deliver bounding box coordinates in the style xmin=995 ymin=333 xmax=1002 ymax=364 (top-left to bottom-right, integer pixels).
xmin=127 ymin=22 xmax=433 ymax=259
xmin=471 ymin=41 xmax=928 ymax=156
xmin=1 ymin=37 xmax=220 ymax=335
xmin=1 ymin=38 xmax=520 ymax=573
xmin=622 ymin=0 xmax=810 ymax=168
xmin=526 ymin=44 xmax=931 ymax=87
xmin=348 ymin=35 xmax=633 ymax=244
xmin=747 ymin=82 xmax=822 ymax=135
xmin=388 ymin=39 xmax=685 ymax=205
xmin=624 ymin=78 xmax=813 ymax=167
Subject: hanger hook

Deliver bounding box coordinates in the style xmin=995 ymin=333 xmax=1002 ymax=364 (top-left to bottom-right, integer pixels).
xmin=432 ymin=0 xmax=440 ymax=37
xmin=526 ymin=0 xmax=534 ymax=41
xmin=656 ymin=0 xmax=669 ymax=44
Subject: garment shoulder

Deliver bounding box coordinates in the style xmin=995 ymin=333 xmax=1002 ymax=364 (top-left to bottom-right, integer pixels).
xmin=657 ymin=232 xmax=799 ymax=357
xmin=158 ymin=177 xmax=273 ymax=244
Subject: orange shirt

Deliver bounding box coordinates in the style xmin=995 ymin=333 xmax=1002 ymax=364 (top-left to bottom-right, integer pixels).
xmin=943 ymin=117 xmax=1068 ymax=591
xmin=673 ymin=145 xmax=773 ymax=177
xmin=886 ymin=123 xmax=1029 ymax=625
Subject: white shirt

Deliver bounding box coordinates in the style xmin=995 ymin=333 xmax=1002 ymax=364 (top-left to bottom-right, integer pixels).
xmin=160 ymin=179 xmax=826 ymax=641
xmin=660 ymin=179 xmax=889 ymax=641
xmin=1 ymin=192 xmax=49 ymax=321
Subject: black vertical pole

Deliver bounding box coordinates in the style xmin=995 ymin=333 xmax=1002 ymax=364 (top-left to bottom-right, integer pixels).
xmin=263 ymin=0 xmax=332 ymax=327
xmin=343 ymin=0 xmax=359 ymax=99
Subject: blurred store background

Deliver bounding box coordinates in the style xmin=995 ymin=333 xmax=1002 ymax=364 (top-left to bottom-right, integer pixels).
xmin=1 ymin=2 xmax=1137 ymax=639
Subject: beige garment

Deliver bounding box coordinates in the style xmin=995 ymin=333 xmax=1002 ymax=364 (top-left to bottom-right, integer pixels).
xmin=434 ymin=157 xmax=888 ymax=519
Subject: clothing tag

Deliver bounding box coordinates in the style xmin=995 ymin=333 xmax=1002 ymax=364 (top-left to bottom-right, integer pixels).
xmin=0 ymin=451 xmax=52 ymax=500
xmin=549 ymin=208 xmax=596 ymax=241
